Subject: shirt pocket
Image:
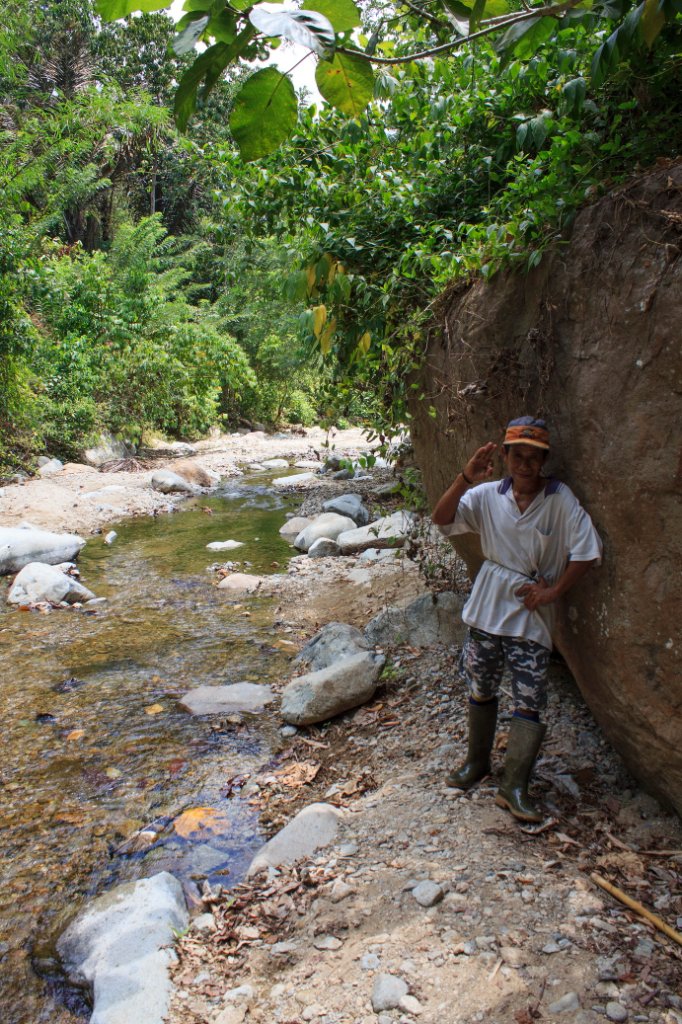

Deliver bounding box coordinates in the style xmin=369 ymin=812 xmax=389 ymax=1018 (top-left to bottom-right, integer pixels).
xmin=530 ymin=526 xmax=553 ymax=572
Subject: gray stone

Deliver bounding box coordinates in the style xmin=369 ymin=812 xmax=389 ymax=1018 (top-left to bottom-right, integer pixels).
xmin=307 ymin=538 xmax=341 ymax=558
xmin=372 ymin=974 xmax=409 ymax=1012
xmin=322 ymin=494 xmax=370 ymax=526
xmin=360 ymin=953 xmax=381 ymax=970
xmin=412 ymin=881 xmax=444 ymax=908
xmin=279 ymin=516 xmax=312 ymax=539
xmin=217 ymin=573 xmax=263 ymax=593
xmin=313 ymin=935 xmax=343 ymax=951
xmin=280 ymin=651 xmax=385 ymax=726
xmin=83 ymin=433 xmax=132 ymax=467
xmin=8 ymin=562 xmax=95 ymax=605
xmin=365 ymin=591 xmax=466 ymax=647
xmin=336 ymin=511 xmax=415 ymax=555
xmin=548 ymin=993 xmax=581 ymax=1014
xmin=57 ymin=871 xmax=188 ymax=1024
xmin=294 ymin=513 xmax=357 ymax=552
xmin=294 ymin=622 xmax=368 ymax=671
xmin=399 ymin=994 xmax=424 ymax=1016
xmin=0 ymin=525 xmax=85 ymax=575
xmin=150 ymin=470 xmax=198 ymax=495
xmin=170 ymin=459 xmax=220 ymax=488
xmin=269 ymin=941 xmax=298 ymax=955
xmin=261 ymin=459 xmax=289 ymax=469
xmin=606 ymin=1003 xmax=629 ymax=1022
xmin=247 ymin=803 xmax=345 ymax=877
xmin=38 ymin=458 xmax=64 ymax=477
xmin=179 ymin=683 xmax=273 ymax=715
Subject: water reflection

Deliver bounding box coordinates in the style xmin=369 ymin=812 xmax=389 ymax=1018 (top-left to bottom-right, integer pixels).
xmin=0 ymin=479 xmax=298 ymax=1023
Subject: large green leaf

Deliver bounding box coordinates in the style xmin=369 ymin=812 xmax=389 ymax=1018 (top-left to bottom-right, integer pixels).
xmin=229 ymin=68 xmax=298 ymax=161
xmin=172 ymin=14 xmax=209 ymax=55
xmin=315 ymin=52 xmax=374 ymax=116
xmin=494 ymin=16 xmax=556 ymax=60
xmin=301 ymin=0 xmax=361 ymax=33
xmin=248 ymin=4 xmax=335 ymax=56
xmin=174 ymin=42 xmax=231 ymax=130
xmin=640 ymin=0 xmax=665 ymax=45
xmin=96 ymin=0 xmax=170 ymax=20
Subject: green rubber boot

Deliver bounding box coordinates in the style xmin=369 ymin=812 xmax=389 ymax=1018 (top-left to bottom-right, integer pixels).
xmin=495 ymin=716 xmax=547 ymax=822
xmin=446 ymin=699 xmax=498 ymax=789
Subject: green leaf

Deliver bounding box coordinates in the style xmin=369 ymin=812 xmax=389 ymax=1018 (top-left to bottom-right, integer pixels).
xmin=229 ymin=68 xmax=298 ymax=161
xmin=248 ymin=4 xmax=335 ymax=56
xmin=640 ymin=0 xmax=665 ymax=45
xmin=301 ymin=0 xmax=361 ymax=33
xmin=174 ymin=42 xmax=231 ymax=130
xmin=494 ymin=16 xmax=556 ymax=61
xmin=207 ymin=10 xmax=238 ymax=44
xmin=95 ymin=0 xmax=170 ymax=20
xmin=470 ymin=0 xmax=487 ymax=31
xmin=172 ymin=14 xmax=209 ymax=55
xmin=315 ymin=52 xmax=375 ymax=117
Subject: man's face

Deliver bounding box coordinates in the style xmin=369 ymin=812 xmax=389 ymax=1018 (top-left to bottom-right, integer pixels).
xmin=504 ymin=443 xmax=547 ymax=480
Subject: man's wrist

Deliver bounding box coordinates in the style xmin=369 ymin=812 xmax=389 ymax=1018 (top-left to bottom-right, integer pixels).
xmin=460 ymin=469 xmax=474 ymax=486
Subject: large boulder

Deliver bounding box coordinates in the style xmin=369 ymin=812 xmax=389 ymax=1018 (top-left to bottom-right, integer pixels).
xmin=0 ymin=526 xmax=85 ymax=576
xmin=365 ymin=591 xmax=466 ymax=647
xmin=322 ymin=493 xmax=370 ymax=526
xmin=336 ymin=511 xmax=415 ymax=555
xmin=83 ymin=433 xmax=132 ymax=467
xmin=179 ymin=682 xmax=273 ymax=715
xmin=150 ymin=470 xmax=198 ymax=495
xmin=57 ymin=872 xmax=188 ymax=1024
xmin=293 ymin=622 xmax=369 ymax=671
xmin=8 ymin=563 xmax=95 ymax=605
xmin=281 ymin=650 xmax=385 ymax=726
xmin=294 ymin=512 xmax=357 ymax=552
xmin=170 ymin=459 xmax=220 ymax=488
xmin=247 ymin=803 xmax=345 ymax=877
xmin=409 ymin=162 xmax=682 ymax=814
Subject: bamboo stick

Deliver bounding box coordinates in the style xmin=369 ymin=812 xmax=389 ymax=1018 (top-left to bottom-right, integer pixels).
xmin=591 ymin=873 xmax=682 ymax=947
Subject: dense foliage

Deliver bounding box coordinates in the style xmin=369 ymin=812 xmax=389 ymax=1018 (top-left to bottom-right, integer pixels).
xmin=0 ymin=0 xmax=679 ymax=472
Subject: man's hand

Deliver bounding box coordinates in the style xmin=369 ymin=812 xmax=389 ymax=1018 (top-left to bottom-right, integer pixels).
xmin=464 ymin=442 xmax=497 ymax=484
xmin=515 ymin=576 xmax=557 ymax=611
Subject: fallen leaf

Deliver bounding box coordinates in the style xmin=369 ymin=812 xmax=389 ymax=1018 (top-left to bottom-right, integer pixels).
xmin=145 ymin=703 xmax=164 ymax=715
xmin=65 ymin=729 xmax=85 ymax=741
xmin=105 ymin=767 xmax=122 ymax=779
xmin=173 ymin=806 xmax=231 ymax=840
xmin=274 ymin=762 xmax=320 ymax=788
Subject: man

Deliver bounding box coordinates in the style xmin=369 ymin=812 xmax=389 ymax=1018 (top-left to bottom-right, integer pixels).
xmin=431 ymin=416 xmax=602 ymax=822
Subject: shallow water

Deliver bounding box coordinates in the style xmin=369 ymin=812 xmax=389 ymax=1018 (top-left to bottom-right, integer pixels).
xmin=0 ymin=476 xmax=299 ymax=1023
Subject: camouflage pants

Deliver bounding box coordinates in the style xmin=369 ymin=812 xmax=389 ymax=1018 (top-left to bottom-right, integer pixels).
xmin=459 ymin=628 xmax=550 ymax=714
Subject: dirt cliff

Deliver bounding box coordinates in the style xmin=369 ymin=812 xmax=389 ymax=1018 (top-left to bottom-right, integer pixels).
xmin=409 ymin=160 xmax=682 ymax=815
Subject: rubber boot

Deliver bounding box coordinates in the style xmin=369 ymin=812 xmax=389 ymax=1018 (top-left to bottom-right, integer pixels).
xmin=446 ymin=699 xmax=498 ymax=789
xmin=494 ymin=716 xmax=547 ymax=822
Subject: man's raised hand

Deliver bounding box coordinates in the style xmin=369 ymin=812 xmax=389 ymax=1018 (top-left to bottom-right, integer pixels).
xmin=464 ymin=442 xmax=498 ymax=484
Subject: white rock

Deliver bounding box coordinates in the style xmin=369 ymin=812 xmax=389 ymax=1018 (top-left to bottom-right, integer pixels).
xmin=150 ymin=470 xmax=198 ymax=495
xmin=279 ymin=516 xmax=312 ymax=538
xmin=171 ymin=459 xmax=220 ymax=487
xmin=56 ymin=872 xmax=188 ymax=1024
xmin=280 ymin=651 xmax=385 ymax=726
xmin=0 ymin=526 xmax=85 ymax=575
xmin=399 ymin=994 xmax=424 ymax=1016
xmin=261 ymin=459 xmax=289 ymax=469
xmin=336 ymin=511 xmax=415 ymax=555
xmin=294 ymin=512 xmax=357 ymax=552
xmin=8 ymin=563 xmax=95 ymax=605
xmin=83 ymin=433 xmax=132 ymax=467
xmin=272 ymin=472 xmax=316 ymax=489
xmin=248 ymin=803 xmax=345 ymax=877
xmin=179 ymin=683 xmax=273 ymax=715
xmin=38 ymin=458 xmax=64 ymax=477
xmin=307 ymin=538 xmax=341 ymax=558
xmin=104 ymin=532 xmax=117 ymax=545
xmin=206 ymin=540 xmax=244 ymax=551
xmin=217 ymin=573 xmax=262 ymax=593
xmin=412 ymin=881 xmax=444 ymax=908
xmin=372 ymin=974 xmax=409 ymax=1012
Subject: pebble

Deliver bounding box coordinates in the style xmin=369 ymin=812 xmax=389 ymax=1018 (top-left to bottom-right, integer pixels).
xmin=360 ymin=953 xmax=381 ymax=970
xmin=399 ymin=993 xmax=424 ymax=1016
xmin=270 ymin=940 xmax=298 ymax=955
xmin=606 ymin=1003 xmax=628 ymax=1022
xmin=412 ymin=881 xmax=444 ymax=908
xmin=337 ymin=842 xmax=359 ymax=857
xmin=280 ymin=725 xmax=298 ymax=737
xmin=372 ymin=974 xmax=409 ymax=1012
xmin=314 ymin=935 xmax=343 ymax=951
xmin=548 ymin=993 xmax=581 ymax=1014
xmin=543 ymin=941 xmax=562 ymax=954
xmin=330 ymin=879 xmax=354 ymax=903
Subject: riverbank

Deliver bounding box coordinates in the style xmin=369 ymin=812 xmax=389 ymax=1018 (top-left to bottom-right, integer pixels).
xmin=1 ymin=428 xmax=680 ymax=1024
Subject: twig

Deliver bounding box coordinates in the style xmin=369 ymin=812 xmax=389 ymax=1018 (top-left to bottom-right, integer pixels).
xmin=488 ymin=957 xmax=503 ymax=981
xmin=591 ymin=873 xmax=682 ymax=947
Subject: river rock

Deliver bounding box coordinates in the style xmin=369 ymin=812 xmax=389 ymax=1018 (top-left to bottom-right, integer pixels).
xmin=150 ymin=470 xmax=199 ymax=495
xmin=294 ymin=513 xmax=357 ymax=552
xmin=83 ymin=433 xmax=133 ymax=467
xmin=8 ymin=562 xmax=96 ymax=605
xmin=412 ymin=881 xmax=444 ymax=908
xmin=179 ymin=683 xmax=273 ymax=715
xmin=365 ymin=591 xmax=466 ymax=646
xmin=280 ymin=650 xmax=385 ymax=726
xmin=217 ymin=573 xmax=263 ymax=593
xmin=293 ymin=622 xmax=369 ymax=671
xmin=322 ymin=494 xmax=370 ymax=526
xmin=247 ymin=803 xmax=345 ymax=877
xmin=56 ymin=871 xmax=188 ymax=1024
xmin=261 ymin=459 xmax=289 ymax=469
xmin=206 ymin=540 xmax=244 ymax=551
xmin=38 ymin=458 xmax=64 ymax=478
xmin=336 ymin=511 xmax=415 ymax=555
xmin=272 ymin=472 xmax=316 ymax=489
xmin=279 ymin=516 xmax=312 ymax=539
xmin=171 ymin=459 xmax=220 ymax=487
xmin=372 ymin=974 xmax=409 ymax=1012
xmin=0 ymin=525 xmax=86 ymax=575
xmin=307 ymin=538 xmax=341 ymax=558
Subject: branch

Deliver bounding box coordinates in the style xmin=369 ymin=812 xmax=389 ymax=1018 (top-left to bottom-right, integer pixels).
xmin=336 ymin=0 xmax=584 ymax=66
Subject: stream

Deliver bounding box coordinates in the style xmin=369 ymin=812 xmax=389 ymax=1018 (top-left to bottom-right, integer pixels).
xmin=0 ymin=473 xmax=300 ymax=1023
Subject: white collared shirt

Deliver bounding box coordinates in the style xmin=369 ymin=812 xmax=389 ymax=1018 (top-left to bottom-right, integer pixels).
xmin=439 ymin=478 xmax=602 ymax=649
